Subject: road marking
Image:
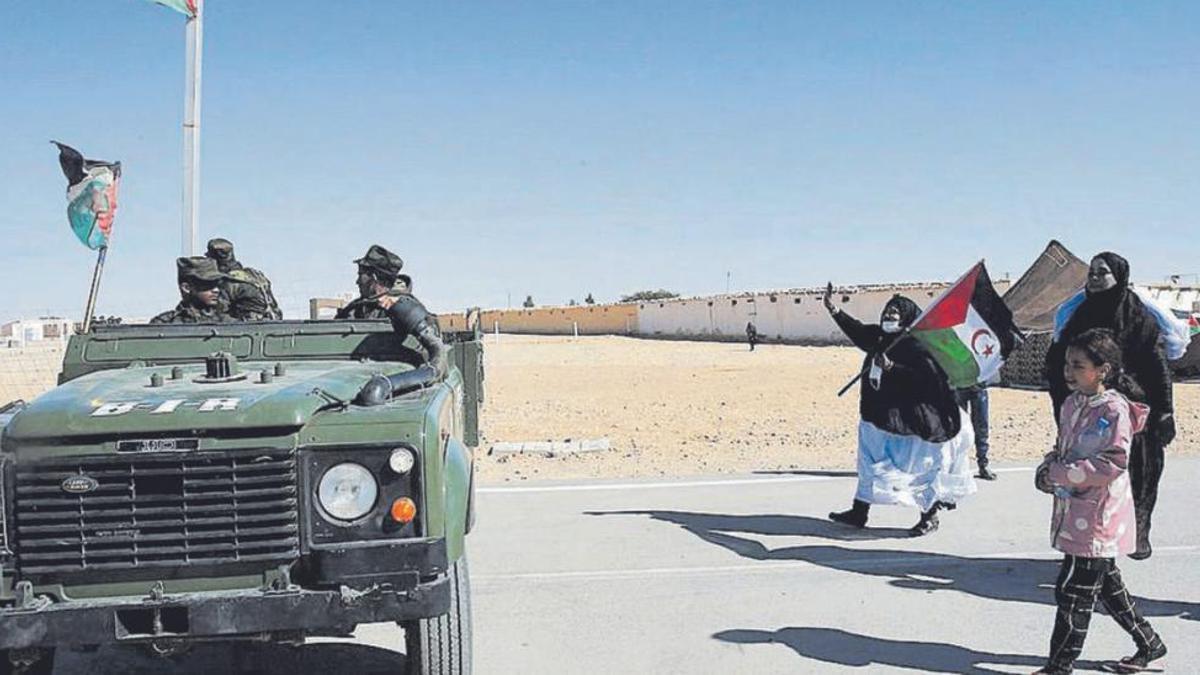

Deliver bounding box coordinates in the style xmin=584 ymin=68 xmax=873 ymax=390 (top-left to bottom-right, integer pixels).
xmin=479 ymin=467 xmax=1034 ymax=494
xmin=472 ymin=545 xmax=1200 ymax=582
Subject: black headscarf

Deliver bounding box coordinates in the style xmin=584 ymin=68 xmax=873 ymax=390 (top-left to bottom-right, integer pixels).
xmin=882 ymin=294 xmax=921 ymax=327
xmin=877 ymin=294 xmax=921 ymax=349
xmin=1066 ymin=252 xmax=1132 ymax=335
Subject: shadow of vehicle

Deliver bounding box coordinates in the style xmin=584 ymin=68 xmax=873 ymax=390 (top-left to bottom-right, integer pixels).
xmin=713 ymin=626 xmax=1103 ymax=674
xmin=585 ymin=510 xmax=912 ymax=542
xmin=55 ymin=640 xmax=406 ymax=674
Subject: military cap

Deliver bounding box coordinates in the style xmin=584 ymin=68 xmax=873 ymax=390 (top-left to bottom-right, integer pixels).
xmin=177 ymin=256 xmax=228 ymax=284
xmin=205 ymin=237 xmax=234 ymax=257
xmin=354 ymin=244 xmax=404 ymax=279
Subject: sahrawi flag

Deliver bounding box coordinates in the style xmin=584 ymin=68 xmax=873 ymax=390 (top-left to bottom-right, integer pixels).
xmin=148 ymin=0 xmax=198 ymax=17
xmin=52 ymin=142 xmax=121 ymax=251
xmin=908 ymin=261 xmax=1020 ymax=388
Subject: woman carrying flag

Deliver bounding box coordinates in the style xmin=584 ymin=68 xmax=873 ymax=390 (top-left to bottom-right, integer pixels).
xmin=823 ymin=283 xmax=976 ymax=536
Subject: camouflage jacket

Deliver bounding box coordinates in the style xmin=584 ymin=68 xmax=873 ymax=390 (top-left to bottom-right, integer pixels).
xmin=150 ymin=302 xmax=231 ymax=324
xmin=220 ymin=265 xmax=282 ymax=321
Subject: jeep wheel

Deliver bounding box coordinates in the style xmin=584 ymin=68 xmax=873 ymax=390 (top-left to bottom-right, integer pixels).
xmin=0 ymin=649 xmax=55 ymax=675
xmin=403 ymin=555 xmax=472 ymax=675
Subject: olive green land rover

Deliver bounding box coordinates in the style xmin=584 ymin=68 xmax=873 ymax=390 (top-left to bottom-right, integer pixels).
xmin=0 ymin=317 xmax=483 ymax=674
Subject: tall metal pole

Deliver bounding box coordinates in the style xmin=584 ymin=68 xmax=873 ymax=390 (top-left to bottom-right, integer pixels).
xmin=181 ymin=4 xmax=203 ymax=255
xmin=81 ymin=247 xmax=108 ymax=334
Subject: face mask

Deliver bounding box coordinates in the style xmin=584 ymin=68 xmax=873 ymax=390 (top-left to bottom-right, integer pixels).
xmin=881 ymin=320 xmax=902 ymax=334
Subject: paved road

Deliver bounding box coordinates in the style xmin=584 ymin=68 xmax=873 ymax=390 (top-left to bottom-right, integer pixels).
xmin=58 ymin=460 xmax=1199 ymax=673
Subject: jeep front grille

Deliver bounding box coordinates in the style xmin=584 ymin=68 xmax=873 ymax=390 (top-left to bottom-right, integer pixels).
xmin=13 ymin=450 xmax=298 ymax=578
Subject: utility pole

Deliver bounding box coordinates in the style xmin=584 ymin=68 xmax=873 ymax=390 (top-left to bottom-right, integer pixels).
xmin=181 ymin=3 xmax=203 ymax=255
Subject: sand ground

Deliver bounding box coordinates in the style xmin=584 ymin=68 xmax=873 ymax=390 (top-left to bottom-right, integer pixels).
xmin=477 ymin=335 xmax=1200 ymax=483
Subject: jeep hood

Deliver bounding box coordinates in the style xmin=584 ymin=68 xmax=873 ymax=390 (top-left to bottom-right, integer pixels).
xmin=2 ymin=361 xmax=411 ymax=442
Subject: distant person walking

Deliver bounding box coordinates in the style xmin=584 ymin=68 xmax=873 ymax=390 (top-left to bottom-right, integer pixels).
xmin=1044 ymin=252 xmax=1175 ymax=559
xmin=746 ymin=321 xmax=759 ymax=351
xmin=823 ymin=283 xmax=975 ymax=536
xmin=1033 ymin=328 xmax=1166 ymax=674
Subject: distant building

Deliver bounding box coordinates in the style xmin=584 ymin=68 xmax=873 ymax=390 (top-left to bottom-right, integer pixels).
xmin=1 ymin=317 xmax=74 ymax=348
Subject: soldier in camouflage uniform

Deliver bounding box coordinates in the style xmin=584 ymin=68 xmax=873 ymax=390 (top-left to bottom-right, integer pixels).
xmin=337 ymin=245 xmax=447 ymax=379
xmin=205 ymin=238 xmax=283 ymax=320
xmin=150 ymin=257 xmax=232 ymax=324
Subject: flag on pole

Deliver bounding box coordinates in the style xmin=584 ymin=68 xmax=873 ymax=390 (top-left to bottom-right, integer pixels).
xmin=908 ymin=261 xmax=1020 ymax=388
xmin=52 ymin=142 xmax=121 ymax=251
xmin=147 ymin=0 xmax=198 ymax=17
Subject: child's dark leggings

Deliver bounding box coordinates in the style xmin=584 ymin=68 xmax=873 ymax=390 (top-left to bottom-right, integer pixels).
xmin=1046 ymin=555 xmax=1161 ymax=670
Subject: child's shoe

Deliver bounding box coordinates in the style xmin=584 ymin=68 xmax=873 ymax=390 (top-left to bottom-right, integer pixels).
xmin=1101 ymin=642 xmax=1167 ymax=673
xmin=1032 ymin=666 xmax=1071 ymax=675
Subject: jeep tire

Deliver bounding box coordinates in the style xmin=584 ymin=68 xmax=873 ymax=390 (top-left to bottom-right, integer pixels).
xmin=403 ymin=555 xmax=472 ymax=675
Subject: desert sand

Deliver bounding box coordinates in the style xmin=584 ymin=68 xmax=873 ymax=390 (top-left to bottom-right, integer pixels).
xmin=477 ymin=335 xmax=1199 ymax=483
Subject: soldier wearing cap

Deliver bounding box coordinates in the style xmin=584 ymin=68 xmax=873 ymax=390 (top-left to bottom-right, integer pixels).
xmin=205 ymin=237 xmax=282 ymax=321
xmin=336 ymin=245 xmax=413 ymax=320
xmin=150 ymin=257 xmax=233 ymax=324
xmin=337 ymin=244 xmax=447 ymax=382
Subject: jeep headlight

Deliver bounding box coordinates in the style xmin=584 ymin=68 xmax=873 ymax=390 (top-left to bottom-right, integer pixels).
xmin=317 ymin=463 xmax=378 ymax=522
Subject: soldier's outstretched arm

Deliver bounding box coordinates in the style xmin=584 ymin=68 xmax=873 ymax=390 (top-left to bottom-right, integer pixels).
xmin=354 ymin=294 xmax=449 ymax=405
xmin=412 ymin=321 xmax=449 ymax=379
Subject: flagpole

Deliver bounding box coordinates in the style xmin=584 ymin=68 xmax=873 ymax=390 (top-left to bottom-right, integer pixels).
xmin=81 ymin=247 xmax=108 ymax=334
xmin=181 ymin=1 xmax=203 ymax=256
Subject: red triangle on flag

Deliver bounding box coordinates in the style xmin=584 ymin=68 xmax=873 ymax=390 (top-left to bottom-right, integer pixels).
xmin=913 ymin=263 xmax=982 ymax=331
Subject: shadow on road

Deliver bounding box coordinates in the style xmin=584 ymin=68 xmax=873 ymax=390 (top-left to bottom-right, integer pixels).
xmin=585 ymin=510 xmax=913 ymax=541
xmin=707 ymin=541 xmax=1196 ymax=620
xmin=592 ymin=509 xmax=1198 ymax=622
xmin=56 ymin=640 xmax=405 ymax=674
xmin=753 ymin=469 xmax=858 ymax=478
xmin=713 ymin=626 xmax=1104 ymax=674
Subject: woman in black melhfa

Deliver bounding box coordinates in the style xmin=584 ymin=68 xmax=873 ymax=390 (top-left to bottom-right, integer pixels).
xmin=823 ymin=284 xmax=976 ymax=536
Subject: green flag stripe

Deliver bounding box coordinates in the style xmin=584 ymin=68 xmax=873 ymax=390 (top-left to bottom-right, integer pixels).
xmin=913 ymin=328 xmax=980 ymax=389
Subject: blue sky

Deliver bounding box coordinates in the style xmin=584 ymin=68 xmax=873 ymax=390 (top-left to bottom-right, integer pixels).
xmin=1 ymin=1 xmax=1197 ymax=319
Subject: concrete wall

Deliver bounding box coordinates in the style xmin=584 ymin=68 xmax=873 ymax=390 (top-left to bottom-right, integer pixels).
xmin=439 ymin=304 xmax=639 ymax=335
xmin=314 ymin=278 xmax=1017 ymax=344
xmin=636 ymin=281 xmax=1010 ymax=344
xmin=0 ymin=343 xmax=64 ymax=404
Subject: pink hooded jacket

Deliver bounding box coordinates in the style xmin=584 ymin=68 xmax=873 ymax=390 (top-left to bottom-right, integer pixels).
xmin=1040 ymin=389 xmax=1149 ymax=558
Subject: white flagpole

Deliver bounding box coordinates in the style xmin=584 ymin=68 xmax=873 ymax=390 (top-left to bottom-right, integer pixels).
xmin=181 ymin=2 xmax=203 ymax=256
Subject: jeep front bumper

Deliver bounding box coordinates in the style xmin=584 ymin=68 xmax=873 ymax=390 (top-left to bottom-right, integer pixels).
xmin=0 ymin=539 xmax=451 ymax=650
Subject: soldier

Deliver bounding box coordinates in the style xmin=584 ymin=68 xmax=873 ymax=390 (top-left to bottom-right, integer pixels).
xmin=338 ymin=246 xmax=448 ymax=403
xmin=205 ymin=238 xmax=283 ymax=320
xmin=336 ymin=244 xmax=411 ymax=319
xmin=150 ymin=257 xmax=232 ymax=324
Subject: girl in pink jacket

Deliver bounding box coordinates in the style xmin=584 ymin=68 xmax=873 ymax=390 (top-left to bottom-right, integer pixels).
xmin=1033 ymin=328 xmax=1166 ymax=674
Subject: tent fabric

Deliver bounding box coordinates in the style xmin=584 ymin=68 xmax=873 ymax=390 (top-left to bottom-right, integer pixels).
xmin=1001 ymin=240 xmax=1088 ymax=332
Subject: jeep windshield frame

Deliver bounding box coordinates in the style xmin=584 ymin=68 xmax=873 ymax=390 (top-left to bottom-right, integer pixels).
xmin=59 ymin=320 xmax=437 ymax=383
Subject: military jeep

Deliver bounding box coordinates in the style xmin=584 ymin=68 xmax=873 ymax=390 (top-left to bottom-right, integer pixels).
xmin=0 ymin=317 xmax=483 ymax=674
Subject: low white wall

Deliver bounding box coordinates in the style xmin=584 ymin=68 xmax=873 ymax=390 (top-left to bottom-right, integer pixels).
xmin=635 ymin=281 xmax=1011 ymax=345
